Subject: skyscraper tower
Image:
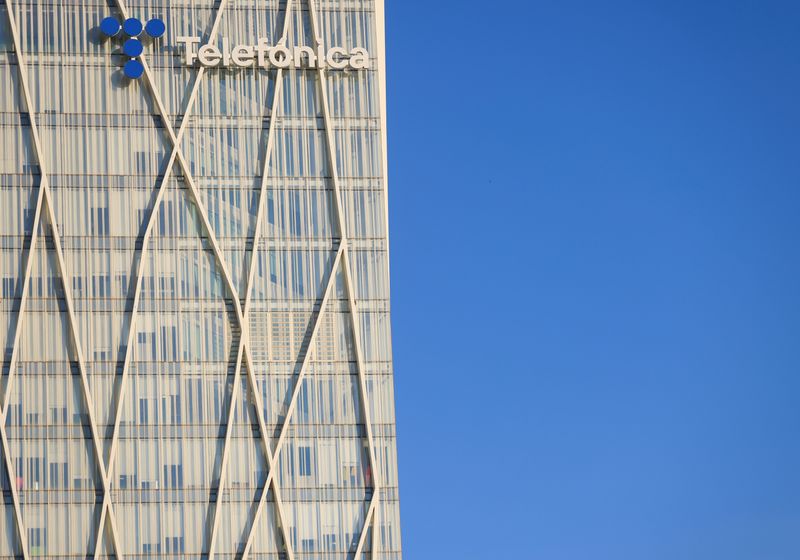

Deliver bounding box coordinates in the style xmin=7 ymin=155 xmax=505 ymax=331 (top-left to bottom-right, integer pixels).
xmin=0 ymin=0 xmax=400 ymax=557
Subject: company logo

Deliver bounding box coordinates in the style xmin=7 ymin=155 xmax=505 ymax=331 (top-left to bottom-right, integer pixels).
xmin=177 ymin=37 xmax=370 ymax=71
xmin=99 ymin=16 xmax=166 ymax=79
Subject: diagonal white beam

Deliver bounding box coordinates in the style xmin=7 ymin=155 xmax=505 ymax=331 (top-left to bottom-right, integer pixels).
xmin=242 ymin=0 xmax=385 ymax=555
xmin=104 ymin=0 xmax=230 ymax=479
xmin=2 ymin=1 xmax=124 ymax=557
xmin=39 ymin=188 xmax=125 ymax=557
xmin=138 ymin=67 xmax=301 ymax=558
xmin=342 ymin=253 xmax=382 ymax=559
xmin=306 ymin=1 xmax=383 ymax=554
xmin=240 ymin=243 xmax=344 ymax=559
xmin=207 ymin=2 xmax=298 ymax=556
xmin=0 ymin=106 xmax=47 ymax=560
xmin=0 ymin=425 xmax=26 ymax=558
xmin=305 ymin=0 xmax=347 ymax=238
xmin=109 ymin=2 xmax=299 ymax=557
xmin=104 ymin=6 xmax=351 ymax=559
xmin=255 ymin=0 xmax=349 ymax=479
xmin=371 ymin=498 xmax=381 ymax=558
xmin=98 ymin=2 xmax=233 ymax=556
xmin=354 ymin=497 xmax=378 ymax=558
xmin=351 ymin=0 xmax=393 ymax=552
xmin=0 ymin=99 xmax=48 ymax=560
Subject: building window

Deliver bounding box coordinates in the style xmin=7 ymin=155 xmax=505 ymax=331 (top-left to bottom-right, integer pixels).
xmin=323 ymin=533 xmax=337 ymax=551
xmin=164 ymin=464 xmax=184 ymax=488
xmin=119 ymin=474 xmax=138 ymax=489
xmin=23 ymin=208 xmax=34 ymax=235
xmin=165 ymin=536 xmax=185 ymax=554
xmin=343 ymin=464 xmax=357 ymax=486
xmin=72 ymin=276 xmax=83 ymax=297
xmin=48 ymin=462 xmax=67 ymax=488
xmin=91 ymin=207 xmax=110 ymax=235
xmin=50 ymin=407 xmax=66 ymax=424
xmin=135 ymin=152 xmax=148 ymax=175
xmin=1 ymin=277 xmax=15 ymax=298
xmin=299 ymin=446 xmax=312 ymax=476
xmin=28 ymin=528 xmax=44 ymax=555
xmin=93 ymin=275 xmax=111 ymax=297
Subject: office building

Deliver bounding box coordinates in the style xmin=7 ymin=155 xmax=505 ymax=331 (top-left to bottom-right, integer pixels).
xmin=0 ymin=0 xmax=400 ymax=557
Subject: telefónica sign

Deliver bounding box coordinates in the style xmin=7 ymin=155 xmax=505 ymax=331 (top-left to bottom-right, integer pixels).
xmin=177 ymin=37 xmax=370 ymax=70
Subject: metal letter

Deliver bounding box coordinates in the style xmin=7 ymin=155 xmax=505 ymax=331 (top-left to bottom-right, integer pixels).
xmin=198 ymin=44 xmax=222 ymax=67
xmin=176 ymin=36 xmax=201 ymax=65
xmin=269 ymin=45 xmax=291 ymax=68
xmin=350 ymin=47 xmax=370 ymax=69
xmin=326 ymin=46 xmax=348 ymax=69
xmin=232 ymin=45 xmax=255 ymax=67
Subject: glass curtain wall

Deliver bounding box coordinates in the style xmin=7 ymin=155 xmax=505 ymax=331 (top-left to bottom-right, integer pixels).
xmin=0 ymin=0 xmax=400 ymax=558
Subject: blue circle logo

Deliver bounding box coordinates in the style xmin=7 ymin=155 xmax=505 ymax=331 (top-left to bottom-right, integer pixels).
xmin=145 ymin=18 xmax=166 ymax=39
xmin=123 ymin=60 xmax=145 ymax=79
xmin=122 ymin=18 xmax=143 ymax=37
xmin=99 ymin=16 xmax=165 ymax=80
xmin=123 ymin=38 xmax=144 ymax=57
xmin=99 ymin=17 xmax=121 ymax=37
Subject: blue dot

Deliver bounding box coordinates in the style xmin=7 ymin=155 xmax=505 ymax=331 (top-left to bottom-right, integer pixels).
xmin=123 ymin=38 xmax=144 ymax=57
xmin=145 ymin=18 xmax=166 ymax=39
xmin=99 ymin=17 xmax=121 ymax=37
xmin=123 ymin=17 xmax=143 ymax=37
xmin=124 ymin=59 xmax=145 ymax=79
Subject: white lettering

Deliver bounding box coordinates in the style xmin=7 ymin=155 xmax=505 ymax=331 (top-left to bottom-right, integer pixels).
xmin=293 ymin=45 xmax=316 ymax=68
xmin=325 ymin=47 xmax=347 ymax=70
xmin=198 ymin=44 xmax=222 ymax=67
xmin=257 ymin=39 xmax=271 ymax=68
xmin=349 ymin=47 xmax=369 ymax=70
xmin=179 ymin=37 xmax=370 ymax=71
xmin=232 ymin=45 xmax=254 ymax=67
xmin=269 ymin=45 xmax=291 ymax=68
xmin=177 ymin=36 xmax=201 ymax=65
xmin=326 ymin=47 xmax=348 ymax=70
xmin=317 ymin=45 xmax=327 ymax=68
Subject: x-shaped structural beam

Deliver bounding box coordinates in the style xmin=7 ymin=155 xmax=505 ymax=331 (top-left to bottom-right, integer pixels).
xmin=2 ymin=2 xmax=125 ymax=558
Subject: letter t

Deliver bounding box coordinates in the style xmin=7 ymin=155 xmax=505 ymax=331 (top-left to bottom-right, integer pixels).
xmin=176 ymin=36 xmax=201 ymax=65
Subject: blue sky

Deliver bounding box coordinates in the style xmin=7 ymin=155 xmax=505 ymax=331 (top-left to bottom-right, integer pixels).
xmin=386 ymin=1 xmax=800 ymax=558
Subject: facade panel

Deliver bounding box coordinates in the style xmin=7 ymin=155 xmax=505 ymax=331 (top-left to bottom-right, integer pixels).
xmin=0 ymin=0 xmax=399 ymax=558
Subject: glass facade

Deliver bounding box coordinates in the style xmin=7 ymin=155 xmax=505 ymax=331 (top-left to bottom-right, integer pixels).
xmin=0 ymin=0 xmax=399 ymax=558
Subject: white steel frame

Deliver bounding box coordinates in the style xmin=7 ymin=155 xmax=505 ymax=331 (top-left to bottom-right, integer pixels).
xmin=0 ymin=0 xmax=388 ymax=557
xmin=2 ymin=1 xmax=124 ymax=557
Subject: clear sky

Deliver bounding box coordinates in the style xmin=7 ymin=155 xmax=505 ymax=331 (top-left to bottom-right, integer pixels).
xmin=385 ymin=1 xmax=800 ymax=558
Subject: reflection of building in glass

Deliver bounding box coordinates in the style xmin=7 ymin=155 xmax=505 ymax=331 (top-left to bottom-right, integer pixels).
xmin=0 ymin=0 xmax=399 ymax=557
